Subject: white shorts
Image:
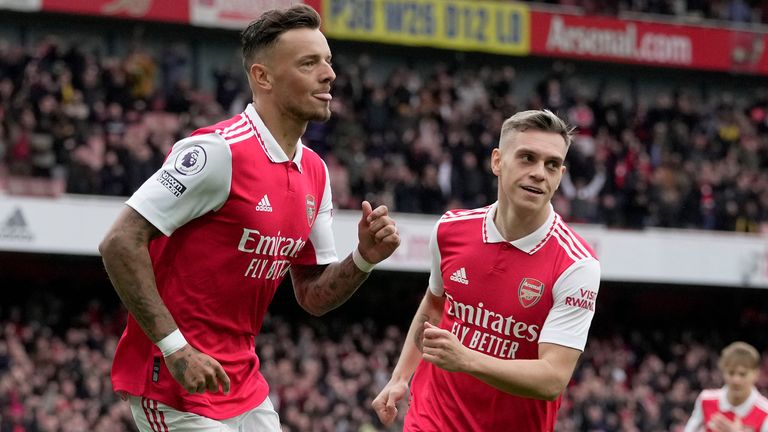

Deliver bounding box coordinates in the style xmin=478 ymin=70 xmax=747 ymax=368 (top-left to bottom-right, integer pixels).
xmin=129 ymin=395 xmax=281 ymax=432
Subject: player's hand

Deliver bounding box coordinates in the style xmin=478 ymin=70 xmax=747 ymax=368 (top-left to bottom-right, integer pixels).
xmin=708 ymin=413 xmax=743 ymax=432
xmin=421 ymin=322 xmax=472 ymax=373
xmin=357 ymin=201 xmax=400 ymax=264
xmin=164 ymin=344 xmax=231 ymax=395
xmin=371 ymin=378 xmax=409 ymax=426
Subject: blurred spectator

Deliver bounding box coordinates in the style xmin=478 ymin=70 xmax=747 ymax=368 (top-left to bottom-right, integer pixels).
xmin=535 ymin=0 xmax=765 ymax=24
xmin=0 ymin=300 xmax=135 ymax=431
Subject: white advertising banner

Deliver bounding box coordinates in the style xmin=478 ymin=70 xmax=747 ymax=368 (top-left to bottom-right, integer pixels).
xmin=1 ymin=194 xmax=767 ymax=288
xmin=190 ymin=0 xmax=303 ymax=29
xmin=0 ymin=194 xmax=124 ymax=256
xmin=332 ymin=210 xmax=437 ymax=273
xmin=572 ymin=225 xmax=768 ymax=288
xmin=0 ymin=0 xmax=41 ymax=11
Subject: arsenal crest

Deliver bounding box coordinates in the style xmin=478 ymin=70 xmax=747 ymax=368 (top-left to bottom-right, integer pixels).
xmin=306 ymin=194 xmax=316 ymax=227
xmin=518 ymin=278 xmax=544 ymax=308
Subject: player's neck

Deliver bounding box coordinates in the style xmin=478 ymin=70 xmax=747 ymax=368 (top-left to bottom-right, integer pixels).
xmin=253 ymin=101 xmax=306 ymax=160
xmin=727 ymin=388 xmax=749 ymax=407
xmin=494 ymin=202 xmax=550 ymax=242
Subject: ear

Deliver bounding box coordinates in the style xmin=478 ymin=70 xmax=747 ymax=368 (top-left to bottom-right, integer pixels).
xmin=249 ymin=63 xmax=272 ymax=91
xmin=491 ymin=148 xmax=502 ymax=176
xmin=555 ymin=165 xmax=567 ymax=191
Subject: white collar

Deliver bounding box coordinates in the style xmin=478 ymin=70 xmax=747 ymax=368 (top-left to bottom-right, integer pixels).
xmin=244 ymin=104 xmax=303 ymax=172
xmin=483 ymin=202 xmax=556 ymax=254
xmin=718 ymin=386 xmax=759 ymax=417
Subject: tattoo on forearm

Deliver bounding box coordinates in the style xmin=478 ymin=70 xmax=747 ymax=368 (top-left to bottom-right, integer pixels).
xmin=293 ymin=255 xmax=369 ymax=314
xmin=120 ymin=284 xmax=161 ymax=339
xmin=104 ymin=210 xmax=171 ymax=342
xmin=110 ymin=255 xmax=171 ymax=342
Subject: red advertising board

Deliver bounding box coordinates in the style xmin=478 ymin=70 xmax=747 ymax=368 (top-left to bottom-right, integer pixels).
xmin=530 ymin=10 xmax=768 ymax=75
xmin=40 ymin=0 xmax=320 ymax=27
xmin=306 ymin=0 xmax=319 ymax=13
xmin=42 ymin=0 xmax=189 ymax=23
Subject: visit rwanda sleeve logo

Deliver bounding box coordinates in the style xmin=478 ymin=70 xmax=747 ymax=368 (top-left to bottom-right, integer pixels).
xmin=518 ymin=278 xmax=544 ymax=308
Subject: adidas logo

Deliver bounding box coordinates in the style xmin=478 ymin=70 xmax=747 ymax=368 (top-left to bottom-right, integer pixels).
xmin=449 ymin=267 xmax=469 ymax=285
xmin=255 ymin=194 xmax=273 ymax=212
xmin=0 ymin=208 xmax=34 ymax=241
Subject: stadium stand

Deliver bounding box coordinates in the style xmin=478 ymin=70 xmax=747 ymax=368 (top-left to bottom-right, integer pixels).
xmin=1 ymin=277 xmax=767 ymax=432
xmin=538 ymin=0 xmax=768 ymax=23
xmin=1 ymin=35 xmax=767 ymax=231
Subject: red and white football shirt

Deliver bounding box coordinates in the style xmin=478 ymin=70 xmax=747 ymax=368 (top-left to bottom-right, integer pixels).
xmin=111 ymin=104 xmax=337 ymax=420
xmin=406 ymin=203 xmax=600 ymax=432
xmin=685 ymin=387 xmax=768 ymax=432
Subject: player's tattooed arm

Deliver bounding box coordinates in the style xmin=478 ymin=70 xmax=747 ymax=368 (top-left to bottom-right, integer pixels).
xmin=99 ymin=207 xmax=178 ymax=342
xmin=290 ymin=254 xmax=369 ymax=316
xmin=101 ymin=207 xmax=231 ymax=395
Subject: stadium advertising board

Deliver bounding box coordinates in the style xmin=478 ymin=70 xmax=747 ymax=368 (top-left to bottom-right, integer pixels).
xmin=0 ymin=195 xmax=125 ymax=255
xmin=41 ymin=0 xmax=189 ymax=23
xmin=0 ymin=0 xmax=40 ymax=12
xmin=1 ymin=195 xmax=767 ymax=288
xmin=531 ymin=10 xmax=768 ymax=75
xmin=190 ymin=0 xmax=321 ymax=29
xmin=322 ymin=0 xmax=530 ymax=56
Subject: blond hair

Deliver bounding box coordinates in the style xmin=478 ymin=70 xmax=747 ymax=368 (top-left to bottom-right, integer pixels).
xmin=718 ymin=341 xmax=760 ymax=370
xmin=499 ymin=109 xmax=574 ymax=149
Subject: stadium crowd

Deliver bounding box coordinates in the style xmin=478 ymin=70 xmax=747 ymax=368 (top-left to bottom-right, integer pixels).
xmin=1 ymin=294 xmax=767 ymax=432
xmin=538 ymin=0 xmax=768 ymax=24
xmin=1 ymin=36 xmax=767 ymax=233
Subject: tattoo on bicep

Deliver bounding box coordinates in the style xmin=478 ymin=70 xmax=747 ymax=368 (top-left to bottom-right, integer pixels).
xmin=126 ymin=211 xmax=161 ymax=245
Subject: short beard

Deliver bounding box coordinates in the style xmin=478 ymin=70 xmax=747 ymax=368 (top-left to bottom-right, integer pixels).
xmin=288 ymin=104 xmax=331 ymax=124
xmin=307 ymin=107 xmax=331 ymax=123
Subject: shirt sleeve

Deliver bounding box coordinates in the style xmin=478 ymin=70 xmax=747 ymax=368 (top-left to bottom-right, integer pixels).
xmin=303 ymin=159 xmax=337 ymax=265
xmin=428 ymin=220 xmax=444 ymax=296
xmin=538 ymin=258 xmax=600 ymax=351
xmin=683 ymin=393 xmax=704 ymax=432
xmin=126 ymin=134 xmax=232 ymax=236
